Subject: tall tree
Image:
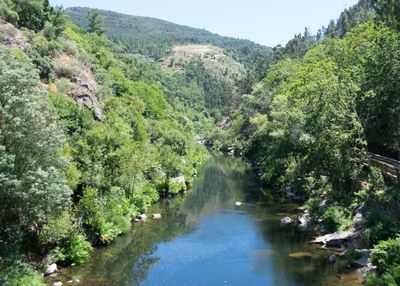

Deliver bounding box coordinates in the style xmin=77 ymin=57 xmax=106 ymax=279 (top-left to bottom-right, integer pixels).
xmin=373 ymin=0 xmax=400 ymax=31
xmin=0 ymin=47 xmax=72 ymax=254
xmin=87 ymin=8 xmax=106 ymax=36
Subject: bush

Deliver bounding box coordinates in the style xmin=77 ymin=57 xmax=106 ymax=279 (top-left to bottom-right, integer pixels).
xmin=0 ymin=259 xmax=46 ymax=286
xmin=370 ymin=236 xmax=400 ymax=270
xmin=75 ymin=187 xmax=133 ymax=244
xmin=31 ymin=51 xmax=54 ymax=82
xmin=53 ymin=231 xmax=92 ymax=266
xmin=322 ymin=204 xmax=352 ymax=232
xmin=55 ymin=60 xmax=81 ymax=78
xmin=366 ymin=267 xmax=400 ymax=286
xmin=32 ymin=38 xmax=62 ymax=57
xmin=56 ymin=77 xmax=71 ymax=93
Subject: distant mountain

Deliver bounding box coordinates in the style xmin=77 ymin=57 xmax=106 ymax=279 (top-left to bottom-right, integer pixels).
xmin=65 ymin=7 xmax=272 ymax=65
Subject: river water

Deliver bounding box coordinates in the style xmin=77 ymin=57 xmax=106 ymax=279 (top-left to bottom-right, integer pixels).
xmin=51 ymin=155 xmax=362 ymax=286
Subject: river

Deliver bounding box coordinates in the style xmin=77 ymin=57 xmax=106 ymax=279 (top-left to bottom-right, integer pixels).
xmin=48 ymin=155 xmax=362 ymax=286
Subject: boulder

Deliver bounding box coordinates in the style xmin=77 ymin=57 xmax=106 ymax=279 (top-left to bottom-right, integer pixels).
xmin=235 ymin=201 xmax=242 ymax=206
xmin=297 ymin=213 xmax=310 ymax=229
xmin=53 ymin=282 xmax=63 ymax=286
xmin=44 ymin=263 xmax=58 ymax=276
xmin=313 ymin=229 xmax=360 ymax=248
xmin=329 ymin=254 xmax=337 ymax=263
xmin=136 ymin=214 xmax=147 ymax=220
xmin=280 ymin=216 xmax=293 ymax=224
xmin=152 ymin=213 xmax=162 ymax=219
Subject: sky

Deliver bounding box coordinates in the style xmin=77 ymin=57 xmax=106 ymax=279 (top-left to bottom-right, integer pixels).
xmin=49 ymin=0 xmax=360 ymax=47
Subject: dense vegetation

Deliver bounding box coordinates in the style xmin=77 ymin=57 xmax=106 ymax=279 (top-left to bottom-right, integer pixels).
xmin=0 ymin=1 xmax=215 ymax=284
xmin=66 ymin=7 xmax=271 ymax=67
xmin=1 ymin=0 xmax=400 ymax=284
xmin=220 ymin=0 xmax=400 ymax=284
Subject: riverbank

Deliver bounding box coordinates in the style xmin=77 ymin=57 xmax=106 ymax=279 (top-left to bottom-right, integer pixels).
xmin=44 ymin=155 xmax=365 ymax=286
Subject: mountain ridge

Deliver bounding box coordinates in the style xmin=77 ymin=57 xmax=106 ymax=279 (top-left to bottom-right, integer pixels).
xmin=65 ymin=7 xmax=272 ymax=63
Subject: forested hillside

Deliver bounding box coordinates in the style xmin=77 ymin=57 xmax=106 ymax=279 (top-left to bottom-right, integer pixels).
xmin=1 ymin=0 xmax=400 ymax=285
xmin=0 ymin=1 xmax=215 ymax=284
xmin=220 ymin=0 xmax=400 ymax=284
xmin=66 ymin=7 xmax=271 ymax=66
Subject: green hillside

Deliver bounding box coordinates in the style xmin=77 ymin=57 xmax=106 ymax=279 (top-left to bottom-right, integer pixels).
xmin=65 ymin=7 xmax=271 ymax=64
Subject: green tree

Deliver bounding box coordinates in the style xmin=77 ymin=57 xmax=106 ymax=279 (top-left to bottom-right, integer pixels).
xmin=10 ymin=0 xmax=51 ymax=31
xmin=373 ymin=0 xmax=400 ymax=31
xmin=0 ymin=47 xmax=72 ymax=254
xmin=87 ymin=9 xmax=106 ymax=36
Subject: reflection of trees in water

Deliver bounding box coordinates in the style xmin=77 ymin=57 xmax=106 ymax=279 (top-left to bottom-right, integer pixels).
xmin=184 ymin=155 xmax=254 ymax=218
xmin=68 ymin=155 xmax=286 ymax=286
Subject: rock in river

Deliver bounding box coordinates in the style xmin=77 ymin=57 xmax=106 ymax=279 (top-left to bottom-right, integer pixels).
xmin=45 ymin=263 xmax=58 ymax=276
xmin=280 ymin=216 xmax=293 ymax=224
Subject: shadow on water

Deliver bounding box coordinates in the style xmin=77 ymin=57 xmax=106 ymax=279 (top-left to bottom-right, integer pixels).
xmin=49 ymin=155 xmax=362 ymax=286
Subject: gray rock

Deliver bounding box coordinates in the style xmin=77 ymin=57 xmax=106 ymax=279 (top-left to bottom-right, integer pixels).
xmin=280 ymin=217 xmax=293 ymax=224
xmin=136 ymin=214 xmax=147 ymax=220
xmin=313 ymin=229 xmax=360 ymax=248
xmin=329 ymin=254 xmax=337 ymax=263
xmin=53 ymin=282 xmax=63 ymax=286
xmin=152 ymin=213 xmax=162 ymax=219
xmin=297 ymin=213 xmax=310 ymax=229
xmin=45 ymin=263 xmax=58 ymax=276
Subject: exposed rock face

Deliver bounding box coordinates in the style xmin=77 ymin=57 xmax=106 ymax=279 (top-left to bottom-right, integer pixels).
xmin=0 ymin=20 xmax=28 ymax=51
xmin=70 ymin=76 xmax=103 ymax=121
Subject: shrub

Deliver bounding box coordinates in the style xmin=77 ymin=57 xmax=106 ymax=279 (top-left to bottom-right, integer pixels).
xmin=56 ymin=77 xmax=71 ymax=93
xmin=53 ymin=231 xmax=92 ymax=266
xmin=370 ymin=236 xmax=400 ymax=270
xmin=322 ymin=204 xmax=352 ymax=232
xmin=366 ymin=267 xmax=400 ymax=286
xmin=55 ymin=60 xmax=81 ymax=78
xmin=32 ymin=38 xmax=62 ymax=57
xmin=0 ymin=260 xmax=46 ymax=286
xmin=31 ymin=51 xmax=54 ymax=82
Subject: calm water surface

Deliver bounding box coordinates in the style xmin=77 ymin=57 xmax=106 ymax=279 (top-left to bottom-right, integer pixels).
xmin=50 ymin=156 xmax=362 ymax=286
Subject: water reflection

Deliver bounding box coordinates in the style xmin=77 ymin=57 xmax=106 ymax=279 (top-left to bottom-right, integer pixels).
xmin=53 ymin=155 xmax=361 ymax=286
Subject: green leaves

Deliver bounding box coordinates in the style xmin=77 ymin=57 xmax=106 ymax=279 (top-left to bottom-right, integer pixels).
xmin=0 ymin=46 xmax=72 ymax=253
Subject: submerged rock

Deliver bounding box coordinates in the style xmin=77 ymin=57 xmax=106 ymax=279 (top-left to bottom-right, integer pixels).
xmin=288 ymin=252 xmax=317 ymax=259
xmin=329 ymin=254 xmax=337 ymax=263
